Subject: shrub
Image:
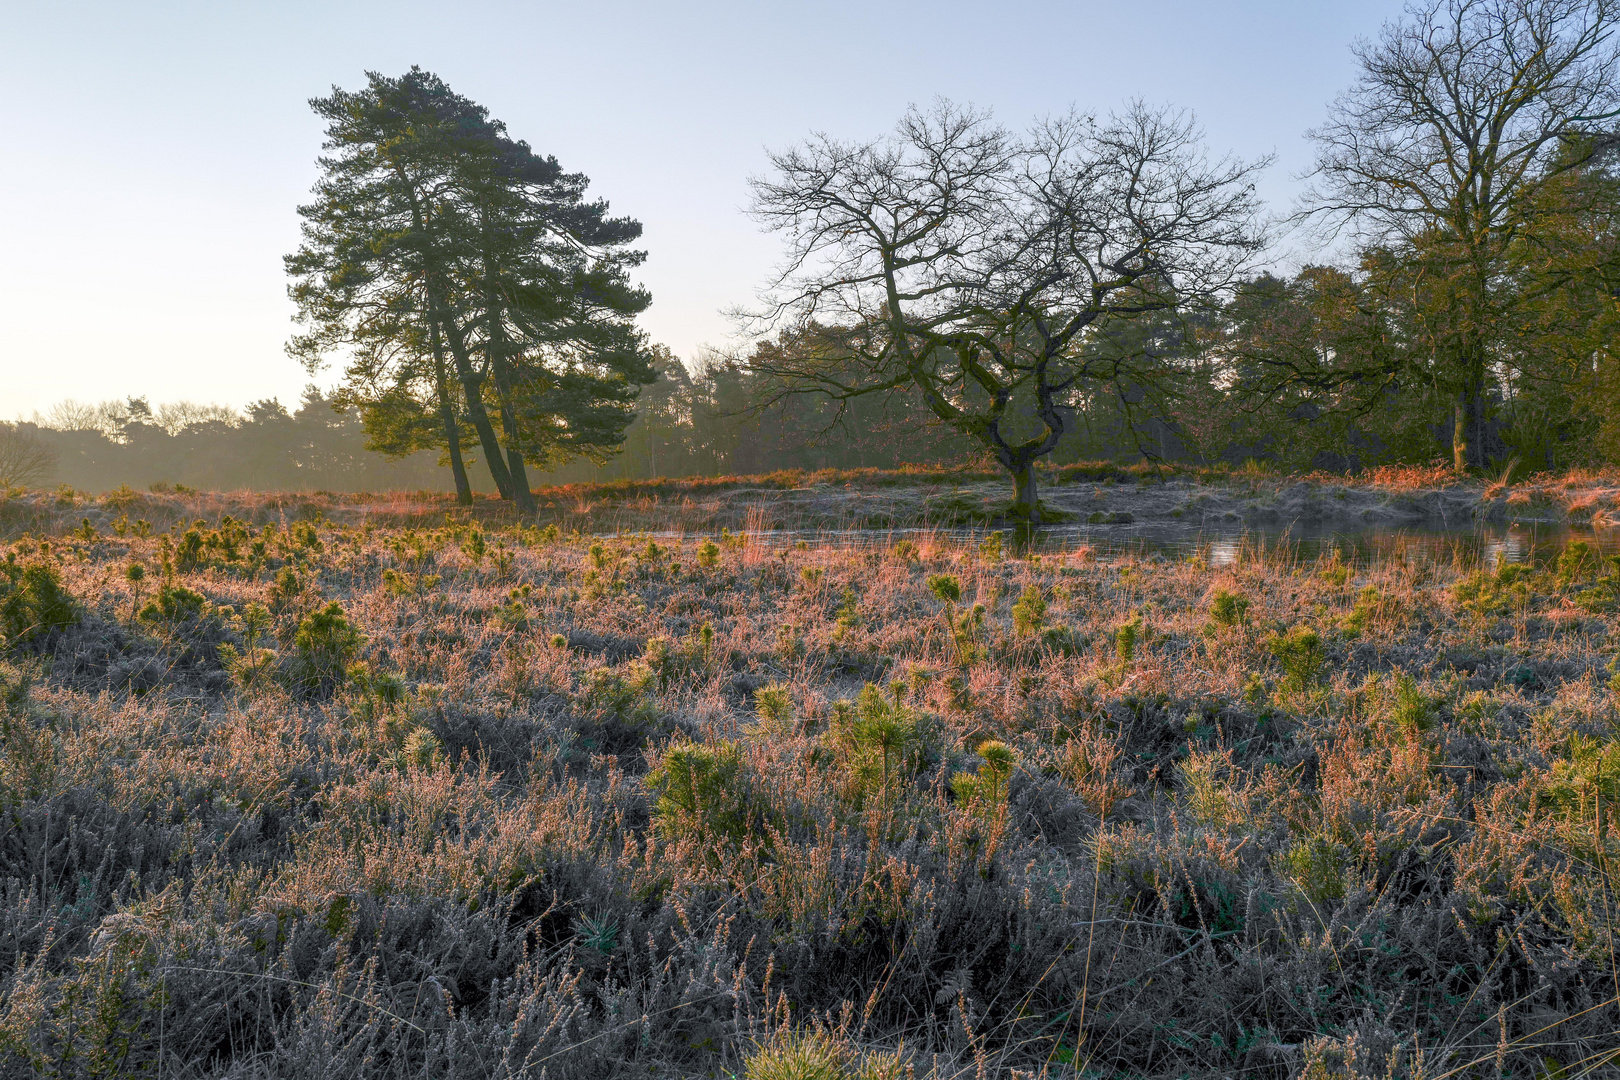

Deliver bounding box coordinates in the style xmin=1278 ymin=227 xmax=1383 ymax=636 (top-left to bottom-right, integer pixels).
xmin=175 ymin=524 xmax=207 ymax=571
xmin=289 ymin=520 xmax=322 ymax=552
xmin=288 ymin=601 xmax=362 ymax=696
xmin=1340 ymin=585 xmax=1383 ymax=636
xmin=217 ymin=601 xmax=276 ymax=690
xmin=745 ymin=1028 xmax=849 ymax=1080
xmin=577 ymin=662 xmax=656 ymax=727
xmin=1011 ymin=584 xmax=1046 ymax=637
xmin=646 ymin=740 xmax=750 ymax=845
xmin=1115 ymin=614 xmax=1143 ymax=664
xmin=926 ymin=574 xmax=961 ymax=603
xmin=268 ymin=566 xmax=301 ymax=609
xmin=833 ymin=586 xmax=861 ymax=642
xmin=139 ymin=582 xmax=207 ymax=623
xmin=697 ymin=539 xmax=720 ymax=568
xmin=754 ymin=682 xmax=794 ymax=732
xmin=493 ymin=584 xmax=533 ymax=629
xmin=774 ymin=622 xmax=803 ymax=662
xmin=1390 ymin=673 xmax=1434 ymax=732
xmin=828 ymin=685 xmax=928 ymax=807
xmin=951 ymin=739 xmax=1016 ymax=823
xmin=0 ymin=558 xmax=77 ymax=647
xmin=461 ymin=527 xmax=486 ymax=565
xmin=1453 ymin=562 xmax=1534 ymax=616
xmin=1267 ymin=625 xmax=1324 ymax=690
xmin=1209 ymin=588 xmax=1249 ymax=627
xmin=1318 ymin=551 xmax=1351 ymax=588
xmin=1277 ymin=834 xmax=1347 ymax=904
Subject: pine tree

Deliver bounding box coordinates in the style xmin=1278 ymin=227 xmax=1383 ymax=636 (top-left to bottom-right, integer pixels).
xmin=287 ymin=68 xmax=655 ymax=510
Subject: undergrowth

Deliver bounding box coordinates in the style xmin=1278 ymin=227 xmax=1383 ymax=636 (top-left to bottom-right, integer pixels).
xmin=0 ymin=511 xmax=1616 ymax=1077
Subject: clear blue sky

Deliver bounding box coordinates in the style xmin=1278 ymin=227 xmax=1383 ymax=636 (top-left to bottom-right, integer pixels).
xmin=0 ymin=0 xmax=1409 ymax=419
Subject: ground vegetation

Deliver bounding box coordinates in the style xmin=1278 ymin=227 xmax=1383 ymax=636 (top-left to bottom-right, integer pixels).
xmin=0 ymin=493 xmax=1618 ymax=1075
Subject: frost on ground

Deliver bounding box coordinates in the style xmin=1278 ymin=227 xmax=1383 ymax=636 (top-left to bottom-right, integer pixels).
xmin=1 ymin=483 xmax=1619 ymax=1077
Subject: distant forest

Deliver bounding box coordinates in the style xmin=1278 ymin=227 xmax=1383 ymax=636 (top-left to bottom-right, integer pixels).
xmin=10 ymin=351 xmax=977 ymax=495
xmin=8 ymin=324 xmax=1591 ymax=496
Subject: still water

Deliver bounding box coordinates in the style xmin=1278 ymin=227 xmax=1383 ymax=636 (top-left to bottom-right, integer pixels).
xmin=709 ymin=519 xmax=1620 ymax=568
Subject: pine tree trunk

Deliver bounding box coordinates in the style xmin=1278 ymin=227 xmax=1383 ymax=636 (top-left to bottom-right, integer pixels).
xmin=430 ymin=331 xmax=472 ymax=505
xmin=450 ymin=349 xmax=515 ymax=500
xmin=405 ymin=184 xmax=501 ymax=501
xmin=423 ymin=286 xmax=513 ymax=499
xmin=480 ymin=233 xmax=536 ymax=516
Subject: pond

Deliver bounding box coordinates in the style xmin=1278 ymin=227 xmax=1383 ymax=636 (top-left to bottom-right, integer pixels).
xmin=674 ymin=517 xmax=1620 ymax=568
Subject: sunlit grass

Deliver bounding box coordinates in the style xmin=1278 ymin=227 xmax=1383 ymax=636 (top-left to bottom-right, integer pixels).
xmin=0 ymin=493 xmax=1617 ymax=1076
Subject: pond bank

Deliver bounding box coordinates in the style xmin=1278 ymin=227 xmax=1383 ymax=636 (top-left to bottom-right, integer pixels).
xmin=4 ymin=468 xmax=1620 ymax=538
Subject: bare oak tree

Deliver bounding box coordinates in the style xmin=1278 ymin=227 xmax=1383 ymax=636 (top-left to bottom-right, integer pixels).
xmin=0 ymin=424 xmax=57 ymax=489
xmin=748 ymin=101 xmax=1267 ymax=520
xmin=1301 ymin=0 xmax=1620 ymax=470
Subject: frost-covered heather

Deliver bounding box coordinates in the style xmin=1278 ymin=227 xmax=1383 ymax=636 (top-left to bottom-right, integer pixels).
xmin=1 ymin=507 xmax=1618 ymax=1078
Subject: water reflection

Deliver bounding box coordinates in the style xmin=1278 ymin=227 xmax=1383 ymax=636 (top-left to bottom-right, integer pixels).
xmin=649 ymin=518 xmax=1620 ymax=568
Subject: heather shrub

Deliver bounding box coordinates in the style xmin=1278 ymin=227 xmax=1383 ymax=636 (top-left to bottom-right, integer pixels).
xmin=2 ymin=495 xmax=1618 ymax=1078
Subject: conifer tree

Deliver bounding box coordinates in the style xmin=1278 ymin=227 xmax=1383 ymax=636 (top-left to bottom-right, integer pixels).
xmin=287 ymin=69 xmax=655 ymax=509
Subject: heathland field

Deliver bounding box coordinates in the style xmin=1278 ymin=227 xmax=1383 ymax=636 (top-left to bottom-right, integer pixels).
xmin=3 ymin=479 xmax=1620 ymax=1078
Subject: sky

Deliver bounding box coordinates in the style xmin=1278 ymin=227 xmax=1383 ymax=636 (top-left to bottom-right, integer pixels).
xmin=0 ymin=0 xmax=1412 ymax=421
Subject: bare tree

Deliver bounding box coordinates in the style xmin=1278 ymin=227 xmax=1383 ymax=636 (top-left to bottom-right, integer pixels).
xmin=1301 ymin=0 xmax=1620 ymax=470
xmin=154 ymin=401 xmax=241 ymax=436
xmin=0 ymin=423 xmax=58 ymax=489
xmin=749 ymin=100 xmax=1267 ymax=520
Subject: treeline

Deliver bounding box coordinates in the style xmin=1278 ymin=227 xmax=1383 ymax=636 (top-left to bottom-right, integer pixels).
xmin=7 ymin=367 xmax=976 ymax=495
xmin=11 ymin=391 xmax=449 ymax=494
xmin=8 ymin=306 xmax=1608 ymax=496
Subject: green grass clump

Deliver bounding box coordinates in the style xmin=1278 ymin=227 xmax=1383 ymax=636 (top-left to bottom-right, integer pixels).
xmin=1453 ymin=561 xmax=1535 ymax=615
